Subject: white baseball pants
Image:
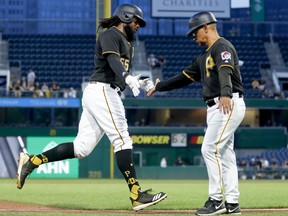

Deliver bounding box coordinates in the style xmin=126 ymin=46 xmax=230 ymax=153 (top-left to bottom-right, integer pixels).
xmin=73 ymin=82 xmax=133 ymax=158
xmin=201 ymin=93 xmax=246 ymax=203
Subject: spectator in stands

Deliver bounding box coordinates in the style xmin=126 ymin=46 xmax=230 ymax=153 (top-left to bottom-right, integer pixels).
xmin=264 ymin=119 xmax=276 ymax=126
xmin=271 ymin=157 xmax=278 ymax=167
xmin=251 ymin=78 xmax=266 ymax=92
xmin=51 ymin=80 xmax=60 ymax=98
xmin=27 ymin=68 xmax=36 ymax=89
xmin=63 ymin=88 xmax=69 ymax=98
xmin=20 ymin=76 xmax=28 ymax=92
xmin=33 ymin=82 xmax=44 ymax=98
xmin=158 ymin=55 xmax=167 ymax=68
xmin=68 ymin=87 xmax=77 ymax=98
xmin=160 ymin=156 xmax=167 ymax=168
xmin=13 ymin=80 xmax=22 ymax=97
xmin=263 ymin=88 xmax=276 ymax=98
xmin=283 ymin=159 xmax=288 ymax=168
xmin=255 ymin=156 xmax=262 ymax=170
xmin=147 ymin=54 xmax=160 ymax=69
xmin=134 ymin=118 xmax=146 ymax=126
xmin=174 ymin=156 xmax=185 ymax=166
xmin=273 ymin=90 xmax=285 ymax=100
xmin=41 ymin=82 xmax=50 ymax=98
xmin=249 ymin=157 xmax=256 ymax=167
xmin=270 ymin=156 xmax=280 ymax=179
xmin=255 ymin=157 xmax=269 ymax=179
xmin=262 ymin=88 xmax=285 ymax=100
xmin=282 ymin=159 xmax=288 ymax=179
xmin=258 ymin=79 xmax=266 ymax=91
xmin=239 ymin=159 xmax=247 ymax=167
xmin=8 ymin=81 xmax=13 ymax=91
xmin=261 ymin=157 xmax=269 ymax=169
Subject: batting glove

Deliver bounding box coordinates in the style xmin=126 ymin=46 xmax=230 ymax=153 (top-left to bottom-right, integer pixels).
xmin=139 ymin=78 xmax=154 ymax=92
xmin=125 ymin=74 xmax=141 ymax=97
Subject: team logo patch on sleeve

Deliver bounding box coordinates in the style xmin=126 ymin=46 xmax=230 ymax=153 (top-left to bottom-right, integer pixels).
xmin=221 ymin=51 xmax=231 ymax=63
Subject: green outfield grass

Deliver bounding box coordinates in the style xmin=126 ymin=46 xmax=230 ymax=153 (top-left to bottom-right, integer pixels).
xmin=0 ymin=178 xmax=287 ymax=216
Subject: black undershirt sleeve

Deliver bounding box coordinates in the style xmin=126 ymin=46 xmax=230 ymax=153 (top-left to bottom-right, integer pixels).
xmin=218 ymin=66 xmax=233 ymax=98
xmin=107 ymin=53 xmax=128 ymax=79
xmin=155 ymin=73 xmax=192 ymax=92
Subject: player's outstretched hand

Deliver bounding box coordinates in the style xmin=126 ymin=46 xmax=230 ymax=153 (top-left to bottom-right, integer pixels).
xmin=147 ymin=78 xmax=160 ymax=97
xmin=125 ymin=74 xmax=141 ymax=97
xmin=139 ymin=78 xmax=154 ymax=92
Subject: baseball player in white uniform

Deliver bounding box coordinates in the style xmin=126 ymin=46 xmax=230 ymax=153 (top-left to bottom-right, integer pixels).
xmin=147 ymin=12 xmax=246 ymax=215
xmin=16 ymin=4 xmax=167 ymax=211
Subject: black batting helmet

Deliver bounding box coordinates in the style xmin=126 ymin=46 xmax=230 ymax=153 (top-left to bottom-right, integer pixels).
xmin=186 ymin=12 xmax=217 ymax=37
xmin=113 ymin=4 xmax=146 ymax=27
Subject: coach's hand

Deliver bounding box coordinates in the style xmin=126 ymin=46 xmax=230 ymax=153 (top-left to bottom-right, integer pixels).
xmin=125 ymin=74 xmax=141 ymax=97
xmin=219 ymin=96 xmax=232 ymax=115
xmin=139 ymin=78 xmax=154 ymax=92
xmin=147 ymin=78 xmax=160 ymax=97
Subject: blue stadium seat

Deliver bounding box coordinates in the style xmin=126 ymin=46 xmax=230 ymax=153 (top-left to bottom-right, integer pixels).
xmin=5 ymin=34 xmax=268 ymax=98
xmin=6 ymin=34 xmax=96 ymax=91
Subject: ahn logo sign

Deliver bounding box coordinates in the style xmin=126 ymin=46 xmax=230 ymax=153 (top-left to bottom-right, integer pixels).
xmin=27 ymin=137 xmax=79 ymax=178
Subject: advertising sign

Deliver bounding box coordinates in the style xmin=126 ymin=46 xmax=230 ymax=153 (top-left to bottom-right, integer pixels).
xmin=130 ymin=133 xmax=207 ymax=147
xmin=0 ymin=75 xmax=7 ymax=91
xmin=171 ymin=133 xmax=187 ymax=147
xmin=251 ymin=0 xmax=265 ymax=22
xmin=131 ymin=134 xmax=170 ymax=146
xmin=188 ymin=134 xmax=205 ymax=146
xmin=152 ymin=0 xmax=231 ymax=18
xmin=0 ymin=98 xmax=80 ymax=107
xmin=27 ymin=137 xmax=79 ymax=178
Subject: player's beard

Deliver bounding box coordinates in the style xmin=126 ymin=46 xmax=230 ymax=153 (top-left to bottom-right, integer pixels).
xmin=124 ymin=24 xmax=135 ymax=42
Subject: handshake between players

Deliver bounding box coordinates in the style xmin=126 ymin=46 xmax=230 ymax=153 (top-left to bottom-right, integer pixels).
xmin=125 ymin=74 xmax=155 ymax=97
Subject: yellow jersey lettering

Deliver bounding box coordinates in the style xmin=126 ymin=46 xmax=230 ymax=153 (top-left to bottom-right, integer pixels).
xmin=120 ymin=58 xmax=129 ymax=71
xmin=205 ymin=55 xmax=215 ymax=78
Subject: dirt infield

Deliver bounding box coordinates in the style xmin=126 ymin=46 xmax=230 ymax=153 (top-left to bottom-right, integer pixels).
xmin=1 ymin=200 xmax=288 ymax=215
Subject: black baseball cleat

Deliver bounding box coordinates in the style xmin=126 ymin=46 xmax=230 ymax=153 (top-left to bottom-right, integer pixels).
xmin=16 ymin=152 xmax=38 ymax=189
xmin=225 ymin=201 xmax=241 ymax=215
xmin=130 ymin=188 xmax=167 ymax=211
xmin=196 ymin=197 xmax=226 ymax=216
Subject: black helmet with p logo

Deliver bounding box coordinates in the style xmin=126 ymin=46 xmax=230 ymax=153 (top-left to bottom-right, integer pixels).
xmin=113 ymin=4 xmax=146 ymax=27
xmin=186 ymin=12 xmax=217 ymax=37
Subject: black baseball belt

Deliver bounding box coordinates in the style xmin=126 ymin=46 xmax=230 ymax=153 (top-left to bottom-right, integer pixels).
xmin=205 ymin=92 xmax=243 ymax=107
xmin=205 ymin=99 xmax=217 ymax=107
xmin=89 ymin=81 xmax=122 ymax=96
